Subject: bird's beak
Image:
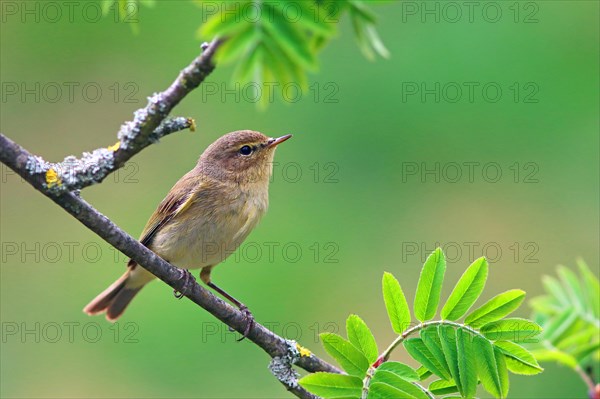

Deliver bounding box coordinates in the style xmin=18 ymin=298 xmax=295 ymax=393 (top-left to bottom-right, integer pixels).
xmin=267 ymin=134 xmax=292 ymax=148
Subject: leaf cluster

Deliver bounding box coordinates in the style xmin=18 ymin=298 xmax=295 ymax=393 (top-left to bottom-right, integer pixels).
xmin=528 ymin=260 xmax=599 ymax=375
xmin=102 ymin=0 xmax=389 ymax=107
xmin=299 ymin=249 xmax=543 ymax=399
xmin=196 ymin=0 xmax=388 ymax=106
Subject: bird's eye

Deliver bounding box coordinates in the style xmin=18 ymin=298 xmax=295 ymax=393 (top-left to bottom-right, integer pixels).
xmin=239 ymin=145 xmax=253 ymax=156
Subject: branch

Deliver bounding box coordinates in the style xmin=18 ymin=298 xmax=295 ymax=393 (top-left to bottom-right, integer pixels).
xmin=37 ymin=39 xmax=221 ymax=194
xmin=38 ymin=116 xmax=194 ymax=194
xmin=0 ymin=39 xmax=340 ymax=399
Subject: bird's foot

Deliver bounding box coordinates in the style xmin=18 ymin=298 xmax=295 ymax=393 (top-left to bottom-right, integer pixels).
xmin=173 ymin=269 xmax=195 ymax=299
xmin=236 ymin=304 xmax=254 ymax=342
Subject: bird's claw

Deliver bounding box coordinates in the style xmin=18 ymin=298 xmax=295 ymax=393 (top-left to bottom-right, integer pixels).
xmin=236 ymin=304 xmax=254 ymax=342
xmin=173 ymin=269 xmax=195 ymax=299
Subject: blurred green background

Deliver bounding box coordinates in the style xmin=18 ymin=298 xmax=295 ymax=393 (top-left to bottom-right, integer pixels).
xmin=1 ymin=1 xmax=598 ymax=398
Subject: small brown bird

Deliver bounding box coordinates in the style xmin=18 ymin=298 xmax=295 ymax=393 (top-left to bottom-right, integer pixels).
xmin=84 ymin=130 xmax=291 ymax=335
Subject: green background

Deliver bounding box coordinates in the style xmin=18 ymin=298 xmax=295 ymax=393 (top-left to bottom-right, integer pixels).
xmin=1 ymin=1 xmax=598 ymax=398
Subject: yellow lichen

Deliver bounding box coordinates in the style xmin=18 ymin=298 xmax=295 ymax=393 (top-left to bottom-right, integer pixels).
xmin=107 ymin=141 xmax=121 ymax=152
xmin=188 ymin=118 xmax=196 ymax=132
xmin=296 ymin=343 xmax=311 ymax=357
xmin=45 ymin=168 xmax=61 ymax=187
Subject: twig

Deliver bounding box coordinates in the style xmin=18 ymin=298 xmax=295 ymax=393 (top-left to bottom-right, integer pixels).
xmin=37 ymin=39 xmax=221 ymax=193
xmin=36 ymin=117 xmax=194 ymax=195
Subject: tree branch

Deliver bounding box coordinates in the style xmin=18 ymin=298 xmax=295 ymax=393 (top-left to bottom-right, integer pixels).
xmin=36 ymin=39 xmax=222 ymax=194
xmin=0 ymin=39 xmax=340 ymax=399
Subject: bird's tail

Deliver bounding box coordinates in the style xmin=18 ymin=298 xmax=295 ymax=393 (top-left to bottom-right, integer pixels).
xmin=83 ymin=270 xmax=143 ymax=322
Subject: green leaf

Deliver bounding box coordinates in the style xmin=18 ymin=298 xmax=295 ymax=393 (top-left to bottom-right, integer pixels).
xmin=530 ymin=348 xmax=578 ymax=369
xmin=382 ymin=272 xmax=411 ymax=334
xmin=529 ymin=295 xmax=562 ymax=315
xmin=416 ymin=366 xmax=432 ymax=381
xmin=456 ymin=328 xmax=478 ymax=398
xmin=420 ymin=327 xmax=451 ymax=378
xmin=101 ymin=0 xmax=113 ymax=14
xmin=377 ymin=362 xmax=420 ymax=382
xmin=473 ymin=336 xmax=503 ymax=398
xmin=262 ymin=4 xmax=318 ymax=71
xmin=346 ymin=314 xmax=378 ymax=363
xmin=542 ymin=275 xmax=570 ymax=306
xmin=438 ymin=325 xmax=462 ymax=394
xmin=294 ymin=1 xmax=337 ymax=36
xmin=480 ymin=318 xmax=542 ymax=343
xmin=494 ymin=347 xmax=510 ymax=398
xmin=321 ymin=332 xmax=370 ymax=377
xmin=199 ymin=3 xmax=250 ymax=38
xmin=557 ymin=265 xmax=586 ymax=312
xmin=368 ymin=382 xmax=414 ymax=399
xmin=573 ymin=341 xmax=600 ymax=361
xmin=214 ymin=25 xmax=258 ymax=65
xmin=404 ymin=338 xmax=451 ymax=380
xmin=232 ymin=43 xmax=263 ymax=85
xmin=364 ymin=24 xmax=390 ymax=59
xmin=349 ymin=0 xmax=378 ymax=24
xmin=261 ymin=33 xmax=308 ymax=88
xmin=371 ymin=370 xmax=429 ymax=399
xmin=350 ymin=11 xmax=374 ymax=60
xmin=428 ymin=379 xmax=459 ymax=395
xmin=299 ymin=372 xmax=363 ymax=398
xmin=441 ymin=257 xmax=489 ymax=320
xmin=541 ymin=308 xmax=579 ymax=343
xmin=494 ymin=341 xmax=543 ymax=375
xmin=465 ymin=289 xmax=526 ymax=329
xmin=414 ymin=248 xmax=447 ymax=322
xmin=555 ymin=326 xmax=597 ymax=351
xmin=347 ymin=1 xmax=389 ymax=59
xmin=578 ymin=259 xmax=600 ymax=317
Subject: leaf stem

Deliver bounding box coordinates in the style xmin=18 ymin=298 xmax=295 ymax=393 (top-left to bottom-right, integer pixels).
xmin=575 ymin=365 xmax=597 ymax=396
xmin=380 ymin=320 xmax=481 ymax=362
xmin=361 ymin=320 xmax=484 ymax=398
xmin=418 ymin=384 xmax=436 ymax=399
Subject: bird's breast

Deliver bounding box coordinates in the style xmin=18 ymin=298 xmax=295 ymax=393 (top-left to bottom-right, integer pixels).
xmin=151 ymin=185 xmax=269 ymax=270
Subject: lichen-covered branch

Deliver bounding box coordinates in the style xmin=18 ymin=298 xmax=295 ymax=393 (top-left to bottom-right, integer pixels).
xmin=0 ymin=133 xmax=340 ymax=398
xmin=33 ymin=38 xmax=221 ymax=194
xmin=37 ymin=116 xmax=194 ymax=194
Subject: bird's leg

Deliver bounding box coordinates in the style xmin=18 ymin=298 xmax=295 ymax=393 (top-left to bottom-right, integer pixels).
xmin=206 ymin=281 xmax=254 ymax=341
xmin=173 ymin=269 xmax=195 ymax=299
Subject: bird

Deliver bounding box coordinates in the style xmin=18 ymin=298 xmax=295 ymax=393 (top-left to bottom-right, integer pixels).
xmin=84 ymin=130 xmax=292 ymax=337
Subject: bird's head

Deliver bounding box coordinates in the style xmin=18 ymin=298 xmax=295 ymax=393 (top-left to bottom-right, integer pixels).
xmin=198 ymin=130 xmax=292 ymax=184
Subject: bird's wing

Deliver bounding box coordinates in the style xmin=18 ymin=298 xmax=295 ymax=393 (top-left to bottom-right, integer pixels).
xmin=127 ymin=171 xmax=203 ymax=268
